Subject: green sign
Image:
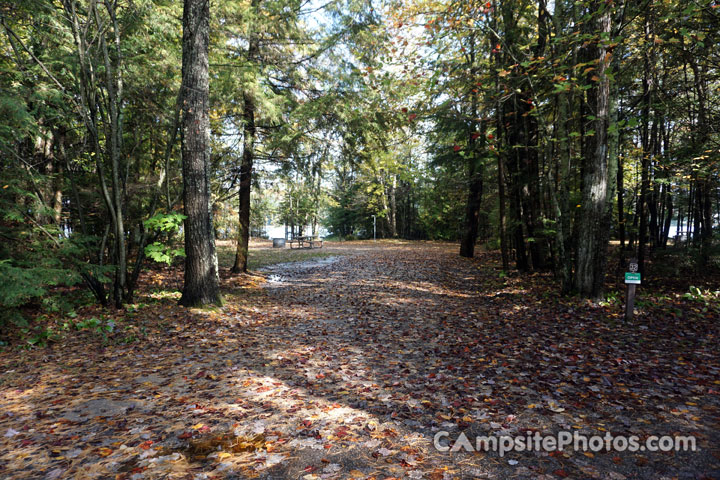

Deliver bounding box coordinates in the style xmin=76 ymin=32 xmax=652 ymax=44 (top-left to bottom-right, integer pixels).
xmin=625 ymin=272 xmax=641 ymax=284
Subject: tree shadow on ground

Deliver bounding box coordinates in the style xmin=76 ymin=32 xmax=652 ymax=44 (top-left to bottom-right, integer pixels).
xmin=0 ymin=243 xmax=718 ymax=479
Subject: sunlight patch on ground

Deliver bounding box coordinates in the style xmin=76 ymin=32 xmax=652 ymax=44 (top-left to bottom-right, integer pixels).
xmin=147 ymin=290 xmax=181 ymax=301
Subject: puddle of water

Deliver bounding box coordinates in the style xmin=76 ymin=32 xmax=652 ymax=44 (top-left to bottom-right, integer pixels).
xmin=262 ymin=255 xmax=342 ymax=272
xmin=262 ymin=256 xmax=342 ymax=286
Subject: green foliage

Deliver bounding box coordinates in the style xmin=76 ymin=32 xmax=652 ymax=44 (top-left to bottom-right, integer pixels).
xmin=75 ymin=316 xmax=115 ymax=334
xmin=22 ymin=325 xmax=58 ymax=348
xmin=143 ymin=213 xmax=186 ymax=265
xmin=0 ymin=259 xmax=82 ymax=330
xmin=0 ymin=260 xmax=76 ymax=308
xmin=325 ymin=183 xmax=365 ymax=239
xmin=0 ymin=173 xmax=108 ymax=334
xmin=598 ymin=290 xmax=621 ymax=307
xmin=144 ymin=212 xmax=186 ymax=232
xmin=144 ymin=242 xmax=186 ymax=265
xmin=417 ymin=162 xmax=466 ymax=241
xmin=0 ymin=0 xmax=718 ymax=314
xmin=683 ymin=286 xmax=720 ymax=305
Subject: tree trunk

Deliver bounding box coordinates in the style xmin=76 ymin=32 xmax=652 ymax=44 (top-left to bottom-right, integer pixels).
xmin=179 ymin=0 xmax=221 ymax=307
xmin=661 ymin=189 xmax=673 ymax=248
xmin=97 ymin=2 xmax=127 ymax=309
xmin=460 ymin=49 xmax=483 ymax=258
xmin=688 ymin=57 xmax=712 ymax=263
xmin=389 ymin=174 xmax=397 ymax=238
xmin=548 ymin=60 xmax=573 ymax=292
xmin=648 ymin=111 xmax=660 ymax=248
xmin=231 ymin=0 xmax=260 ymax=273
xmin=637 ymin=11 xmax=655 ymax=274
xmin=231 ymin=90 xmax=256 ymax=273
xmin=497 ymin=148 xmax=509 ymax=270
xmin=690 ymin=179 xmax=700 ymax=245
xmin=676 ymin=203 xmax=683 ymax=245
xmin=460 ymin=154 xmax=484 ymax=258
xmin=617 ymin=149 xmax=625 ymax=249
xmin=491 ymin=1 xmax=508 ymax=270
xmin=574 ymin=2 xmax=612 ymax=299
xmin=63 ymin=0 xmax=128 ymax=307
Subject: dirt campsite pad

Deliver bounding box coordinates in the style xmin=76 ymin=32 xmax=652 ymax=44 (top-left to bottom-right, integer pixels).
xmin=1 ymin=242 xmax=719 ymax=479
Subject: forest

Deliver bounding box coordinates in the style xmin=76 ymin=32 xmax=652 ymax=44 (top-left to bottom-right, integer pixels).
xmin=0 ymin=0 xmax=719 ymax=478
xmin=1 ymin=0 xmax=719 ymax=310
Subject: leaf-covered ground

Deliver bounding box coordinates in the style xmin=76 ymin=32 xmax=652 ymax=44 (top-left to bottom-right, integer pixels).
xmin=1 ymin=241 xmax=719 ymax=479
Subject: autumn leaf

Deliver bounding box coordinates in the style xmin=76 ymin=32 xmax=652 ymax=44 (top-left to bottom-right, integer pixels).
xmin=97 ymin=448 xmax=112 ymax=457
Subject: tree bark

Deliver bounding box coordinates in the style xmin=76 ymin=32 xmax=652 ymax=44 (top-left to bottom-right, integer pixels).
xmin=389 ymin=174 xmax=397 ymax=237
xmin=548 ymin=0 xmax=574 ymax=292
xmin=497 ymin=147 xmax=509 ymax=270
xmin=179 ymin=0 xmax=221 ymax=307
xmin=617 ymin=149 xmax=625 ymax=249
xmin=661 ymin=189 xmax=673 ymax=248
xmin=460 ymin=41 xmax=483 ymax=258
xmin=96 ymin=1 xmax=127 ymax=308
xmin=574 ymin=2 xmax=612 ymax=298
xmin=231 ymin=90 xmax=256 ymax=273
xmin=637 ymin=11 xmax=653 ymax=274
xmin=460 ymin=154 xmax=483 ymax=258
xmin=62 ymin=0 xmax=128 ymax=307
xmin=231 ymin=0 xmax=260 ymax=274
xmin=688 ymin=57 xmax=712 ymax=263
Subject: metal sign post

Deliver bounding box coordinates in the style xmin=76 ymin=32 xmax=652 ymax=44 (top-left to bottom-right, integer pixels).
xmin=624 ymin=258 xmax=640 ymax=321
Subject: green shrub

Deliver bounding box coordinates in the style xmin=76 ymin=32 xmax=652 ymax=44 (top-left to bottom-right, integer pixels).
xmin=0 ymin=259 xmax=82 ymax=329
xmin=143 ymin=212 xmax=186 ymax=265
xmin=683 ymin=286 xmax=720 ymax=305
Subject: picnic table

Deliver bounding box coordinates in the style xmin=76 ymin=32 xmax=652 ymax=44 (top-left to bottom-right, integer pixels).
xmin=288 ymin=235 xmax=323 ymax=249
